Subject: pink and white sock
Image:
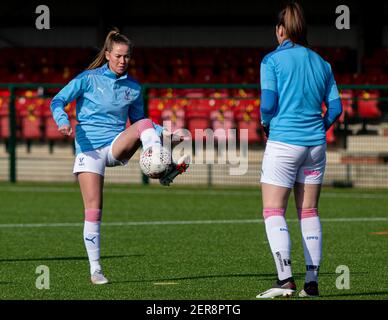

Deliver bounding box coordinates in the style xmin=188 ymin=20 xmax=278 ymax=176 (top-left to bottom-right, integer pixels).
xmin=263 ymin=208 xmax=293 ymax=281
xmin=298 ymin=208 xmax=322 ymax=283
xmin=136 ymin=119 xmax=161 ymax=150
xmin=84 ymin=209 xmax=102 ymax=275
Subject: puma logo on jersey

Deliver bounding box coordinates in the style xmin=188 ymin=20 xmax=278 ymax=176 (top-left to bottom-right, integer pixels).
xmin=97 ymin=87 xmax=105 ymax=94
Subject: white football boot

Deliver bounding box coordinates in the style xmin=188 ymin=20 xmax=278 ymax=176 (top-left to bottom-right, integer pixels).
xmin=256 ymin=278 xmax=296 ymax=299
xmin=159 ymin=154 xmax=190 ymax=186
xmin=91 ymin=270 xmax=109 ymax=285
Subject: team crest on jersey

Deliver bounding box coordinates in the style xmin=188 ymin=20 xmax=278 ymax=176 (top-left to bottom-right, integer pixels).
xmin=124 ymin=88 xmax=139 ymax=101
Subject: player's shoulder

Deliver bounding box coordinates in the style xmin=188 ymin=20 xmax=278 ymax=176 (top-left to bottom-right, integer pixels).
xmin=74 ymin=67 xmax=104 ymax=81
xmin=262 ymin=40 xmax=299 ymax=64
xmin=306 ymin=47 xmax=332 ymax=73
xmin=74 ymin=69 xmax=92 ymax=80
xmin=261 ymin=48 xmax=278 ymax=65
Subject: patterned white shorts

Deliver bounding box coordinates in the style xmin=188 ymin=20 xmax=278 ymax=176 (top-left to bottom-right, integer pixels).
xmin=260 ymin=140 xmax=326 ymax=188
xmin=73 ymin=132 xmax=128 ymax=176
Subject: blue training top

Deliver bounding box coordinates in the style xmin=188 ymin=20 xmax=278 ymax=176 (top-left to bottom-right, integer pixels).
xmin=51 ymin=63 xmax=162 ymax=155
xmin=260 ymin=39 xmax=343 ymax=146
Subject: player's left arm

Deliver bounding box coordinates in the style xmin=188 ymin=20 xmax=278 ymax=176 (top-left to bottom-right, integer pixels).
xmin=323 ymin=65 xmax=343 ymax=131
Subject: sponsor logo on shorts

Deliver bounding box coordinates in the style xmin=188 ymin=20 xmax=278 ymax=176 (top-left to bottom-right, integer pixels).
xmin=78 ymin=157 xmax=85 ymax=166
xmin=279 ymin=227 xmax=288 ymax=232
xmin=304 ymin=169 xmax=321 ymax=176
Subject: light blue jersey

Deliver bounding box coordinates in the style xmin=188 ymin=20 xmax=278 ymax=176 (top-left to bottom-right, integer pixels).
xmin=260 ymin=40 xmax=342 ymax=146
xmin=51 ymin=63 xmax=162 ymax=155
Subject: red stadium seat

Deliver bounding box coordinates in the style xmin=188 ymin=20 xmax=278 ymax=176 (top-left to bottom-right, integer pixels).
xmin=194 ymin=67 xmax=214 ymax=83
xmin=148 ymin=98 xmax=166 ymax=124
xmin=17 ymin=97 xmax=43 ymax=140
xmin=0 ymin=96 xmax=10 ymax=140
xmin=186 ymin=99 xmax=211 ymax=140
xmin=234 ymin=99 xmax=262 ymax=144
xmin=171 ymin=66 xmax=192 ymax=83
xmin=339 ymin=89 xmax=355 ymax=122
xmin=41 ymin=98 xmax=70 ymax=141
xmin=161 ymin=99 xmax=186 ymax=133
xmin=357 ymin=91 xmax=381 ymax=118
xmin=44 ymin=117 xmax=64 ymax=140
xmin=326 ymin=125 xmax=336 ymax=144
xmin=357 ymin=90 xmax=382 ymax=134
xmin=210 ymin=99 xmax=236 ymax=143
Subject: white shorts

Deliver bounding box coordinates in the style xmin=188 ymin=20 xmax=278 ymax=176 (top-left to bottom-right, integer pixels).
xmin=73 ymin=132 xmax=128 ymax=176
xmin=260 ymin=140 xmax=326 ymax=188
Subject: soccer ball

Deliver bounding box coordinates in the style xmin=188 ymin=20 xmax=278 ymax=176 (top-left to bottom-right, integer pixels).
xmin=139 ymin=145 xmax=171 ymax=179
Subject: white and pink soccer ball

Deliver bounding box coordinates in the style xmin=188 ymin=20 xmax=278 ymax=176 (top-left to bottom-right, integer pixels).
xmin=139 ymin=145 xmax=171 ymax=179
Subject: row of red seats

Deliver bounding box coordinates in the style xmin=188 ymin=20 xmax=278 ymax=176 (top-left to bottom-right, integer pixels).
xmin=0 ymin=95 xmax=265 ymax=144
xmin=149 ymin=98 xmax=264 ymax=143
xmin=325 ymin=90 xmax=382 ymax=144
xmin=0 ymin=65 xmax=259 ymax=84
xmin=0 ymin=89 xmax=382 ymax=145
xmin=0 ymin=46 xmax=355 ymax=68
xmin=2 ymin=66 xmax=386 ymax=85
xmin=148 ymin=89 xmax=382 ymax=145
xmin=362 ymin=47 xmax=388 ymax=74
xmin=0 ymin=46 xmax=362 ymax=84
xmin=0 ymin=97 xmax=76 ymax=141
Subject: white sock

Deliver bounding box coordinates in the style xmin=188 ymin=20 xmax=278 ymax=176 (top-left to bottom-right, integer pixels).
xmin=140 ymin=128 xmax=161 ymax=150
xmin=264 ymin=214 xmax=293 ymax=281
xmin=300 ymin=216 xmax=322 ymax=283
xmin=83 ymin=221 xmax=101 ymax=275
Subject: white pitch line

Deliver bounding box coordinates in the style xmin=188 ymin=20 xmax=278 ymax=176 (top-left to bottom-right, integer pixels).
xmin=1 ymin=217 xmax=388 ymax=229
xmin=0 ymin=186 xmax=387 ymax=199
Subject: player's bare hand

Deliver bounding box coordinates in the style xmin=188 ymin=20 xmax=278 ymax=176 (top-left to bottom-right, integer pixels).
xmin=58 ymin=125 xmax=72 ymax=136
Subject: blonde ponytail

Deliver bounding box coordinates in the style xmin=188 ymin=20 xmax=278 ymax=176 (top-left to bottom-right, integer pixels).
xmin=87 ymin=28 xmax=133 ymax=70
xmin=277 ymin=2 xmax=308 ymax=46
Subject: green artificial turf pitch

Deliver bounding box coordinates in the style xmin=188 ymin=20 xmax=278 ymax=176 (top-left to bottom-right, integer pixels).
xmin=0 ymin=182 xmax=387 ymax=300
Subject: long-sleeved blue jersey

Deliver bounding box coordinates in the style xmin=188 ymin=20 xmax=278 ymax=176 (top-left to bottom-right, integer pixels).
xmin=260 ymin=39 xmax=343 ymax=146
xmin=51 ymin=63 xmax=161 ymax=155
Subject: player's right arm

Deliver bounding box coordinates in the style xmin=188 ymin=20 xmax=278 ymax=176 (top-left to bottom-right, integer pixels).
xmin=50 ymin=73 xmax=88 ymax=135
xmin=323 ymin=63 xmax=343 ymax=131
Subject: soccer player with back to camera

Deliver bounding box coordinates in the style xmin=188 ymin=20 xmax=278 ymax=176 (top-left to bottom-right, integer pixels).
xmin=256 ymin=2 xmax=342 ymax=298
xmin=50 ymin=28 xmax=189 ymax=285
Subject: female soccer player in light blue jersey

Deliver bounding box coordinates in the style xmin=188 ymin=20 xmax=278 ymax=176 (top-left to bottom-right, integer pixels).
xmin=256 ymin=3 xmax=342 ymax=298
xmin=51 ymin=29 xmax=188 ymax=285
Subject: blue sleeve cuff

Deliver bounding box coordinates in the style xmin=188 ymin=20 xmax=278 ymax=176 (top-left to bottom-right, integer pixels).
xmin=324 ymin=98 xmax=343 ymax=130
xmin=260 ymin=89 xmax=278 ymax=125
xmin=50 ymin=98 xmax=70 ymax=128
xmin=57 ymin=118 xmax=70 ymax=127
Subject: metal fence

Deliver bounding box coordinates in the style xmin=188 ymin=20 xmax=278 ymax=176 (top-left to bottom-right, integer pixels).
xmin=0 ymin=83 xmax=387 ymax=188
